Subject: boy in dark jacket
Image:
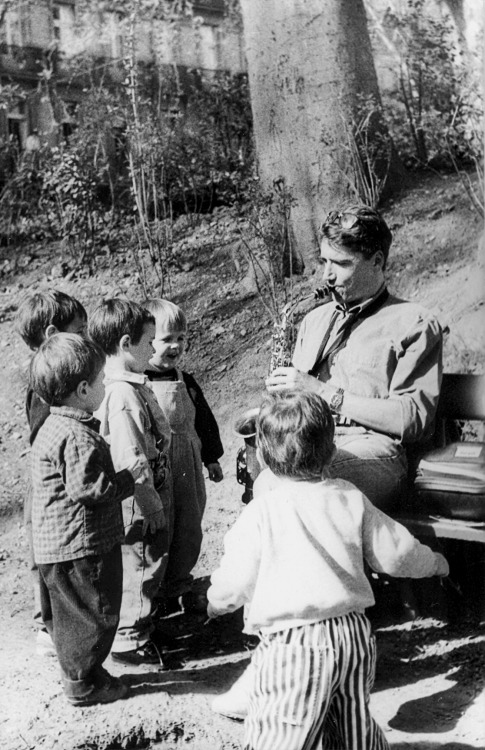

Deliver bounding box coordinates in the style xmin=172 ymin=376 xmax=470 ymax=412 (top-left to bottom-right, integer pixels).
xmin=144 ymin=298 xmax=223 ymax=613
xmin=15 ymin=289 xmax=87 ymax=655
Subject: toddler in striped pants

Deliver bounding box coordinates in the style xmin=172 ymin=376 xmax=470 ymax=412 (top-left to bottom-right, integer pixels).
xmin=207 ymin=391 xmax=449 ymax=750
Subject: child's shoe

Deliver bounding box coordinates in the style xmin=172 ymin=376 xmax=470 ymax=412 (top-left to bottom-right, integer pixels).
xmin=156 ymin=595 xmax=183 ymax=618
xmin=181 ymin=590 xmax=208 ymax=613
xmin=211 ymin=664 xmax=253 ymax=720
xmin=36 ymin=629 xmax=56 ymax=658
xmin=112 ymin=637 xmax=185 ymax=670
xmin=67 ymin=675 xmax=128 ymax=707
xmin=111 ymin=638 xmax=164 ymax=666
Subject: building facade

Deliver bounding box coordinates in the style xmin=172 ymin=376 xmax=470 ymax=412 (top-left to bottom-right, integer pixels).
xmin=0 ymin=0 xmax=246 ymax=154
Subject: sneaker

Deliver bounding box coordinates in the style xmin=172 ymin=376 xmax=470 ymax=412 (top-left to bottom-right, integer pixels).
xmin=211 ymin=665 xmax=252 ymax=720
xmin=68 ymin=675 xmax=128 ymax=707
xmin=36 ymin=629 xmax=57 ymax=658
xmin=111 ymin=639 xmax=164 ymax=666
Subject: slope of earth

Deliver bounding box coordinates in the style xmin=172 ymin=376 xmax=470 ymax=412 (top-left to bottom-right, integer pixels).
xmin=0 ymin=171 xmax=484 ymax=750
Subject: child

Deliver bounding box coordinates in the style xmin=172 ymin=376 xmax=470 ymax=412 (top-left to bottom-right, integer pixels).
xmin=207 ymin=391 xmax=449 ymax=750
xmin=144 ymin=298 xmax=223 ymax=612
xmin=88 ymin=298 xmax=173 ymax=664
xmin=30 ymin=334 xmax=134 ymax=706
xmin=15 ymin=289 xmax=87 ymax=656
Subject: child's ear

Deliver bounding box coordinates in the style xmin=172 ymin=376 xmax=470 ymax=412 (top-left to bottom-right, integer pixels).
xmin=76 ymin=380 xmax=89 ymax=399
xmin=120 ymin=333 xmax=131 ymax=351
xmin=44 ymin=324 xmax=58 ymax=339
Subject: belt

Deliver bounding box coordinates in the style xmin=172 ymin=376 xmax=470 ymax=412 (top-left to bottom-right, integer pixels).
xmin=333 ymin=415 xmax=359 ymax=427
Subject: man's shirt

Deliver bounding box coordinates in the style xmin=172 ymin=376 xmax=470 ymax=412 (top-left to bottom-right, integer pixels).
xmin=292 ymin=292 xmax=442 ymax=443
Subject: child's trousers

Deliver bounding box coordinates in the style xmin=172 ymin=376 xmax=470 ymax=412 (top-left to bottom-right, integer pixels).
xmin=25 ymin=484 xmax=51 ymax=632
xmin=244 ymin=612 xmax=389 ymax=750
xmin=112 ymin=493 xmax=172 ymax=653
xmin=38 ymin=545 xmax=122 ymax=700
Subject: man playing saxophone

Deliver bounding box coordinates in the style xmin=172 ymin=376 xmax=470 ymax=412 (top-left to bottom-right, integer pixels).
xmin=209 ymin=204 xmax=443 ymax=722
xmin=266 ymin=204 xmax=443 ymax=510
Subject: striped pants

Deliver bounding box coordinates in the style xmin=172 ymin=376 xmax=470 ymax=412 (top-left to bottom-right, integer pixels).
xmin=244 ymin=612 xmax=389 ymax=750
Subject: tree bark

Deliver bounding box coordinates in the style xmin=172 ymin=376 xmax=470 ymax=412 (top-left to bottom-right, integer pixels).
xmin=239 ymin=0 xmax=404 ymax=268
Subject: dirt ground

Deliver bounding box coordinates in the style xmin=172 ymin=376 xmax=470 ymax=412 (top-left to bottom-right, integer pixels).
xmin=0 ymin=171 xmax=484 ymax=749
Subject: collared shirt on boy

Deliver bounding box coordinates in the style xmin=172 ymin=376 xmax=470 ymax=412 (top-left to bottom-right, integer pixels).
xmin=31 ymin=406 xmax=134 ymax=564
xmin=96 ymin=366 xmax=172 ymax=521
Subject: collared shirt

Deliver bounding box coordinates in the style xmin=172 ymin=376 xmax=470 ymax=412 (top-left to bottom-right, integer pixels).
xmin=292 ymin=290 xmax=443 ymax=443
xmin=31 ymin=406 xmax=134 ymax=564
xmin=208 ymin=471 xmax=447 ymax=634
xmin=312 ymin=284 xmax=387 ymax=367
xmin=96 ymin=365 xmax=172 ymax=520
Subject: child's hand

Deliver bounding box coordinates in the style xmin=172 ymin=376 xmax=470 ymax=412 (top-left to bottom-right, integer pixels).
xmin=142 ymin=508 xmax=165 ymax=535
xmin=206 ymin=602 xmax=220 ymax=621
xmin=435 ymin=552 xmax=449 ymax=577
xmin=207 ymin=462 xmax=223 ymax=482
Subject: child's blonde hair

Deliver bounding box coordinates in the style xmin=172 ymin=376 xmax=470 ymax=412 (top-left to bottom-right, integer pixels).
xmin=144 ymin=298 xmax=187 ymax=331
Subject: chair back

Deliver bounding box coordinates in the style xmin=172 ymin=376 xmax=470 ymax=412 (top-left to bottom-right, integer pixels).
xmin=438 ymin=373 xmax=485 ymax=421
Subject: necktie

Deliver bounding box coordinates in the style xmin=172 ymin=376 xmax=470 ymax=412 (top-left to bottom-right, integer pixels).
xmin=309 ymin=288 xmax=390 ymax=376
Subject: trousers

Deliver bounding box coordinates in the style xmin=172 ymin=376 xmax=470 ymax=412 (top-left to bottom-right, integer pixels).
xmin=38 ymin=545 xmax=122 ymax=699
xmin=330 ymin=430 xmax=408 ymax=510
xmin=244 ymin=613 xmax=389 ymax=750
xmin=112 ymin=492 xmax=172 ymax=652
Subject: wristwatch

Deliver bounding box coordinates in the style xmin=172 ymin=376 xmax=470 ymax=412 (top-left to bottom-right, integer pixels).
xmin=329 ymin=387 xmax=344 ymax=414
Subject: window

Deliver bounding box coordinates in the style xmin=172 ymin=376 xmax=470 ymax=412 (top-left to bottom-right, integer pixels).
xmin=7 ymin=104 xmax=27 ymax=150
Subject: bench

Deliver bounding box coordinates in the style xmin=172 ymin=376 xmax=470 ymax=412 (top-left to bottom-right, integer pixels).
xmin=392 ymin=373 xmax=485 ymax=620
xmin=393 ymin=372 xmax=485 ymax=543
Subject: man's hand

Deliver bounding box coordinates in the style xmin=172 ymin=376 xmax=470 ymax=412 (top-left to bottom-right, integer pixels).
xmin=142 ymin=508 xmax=165 ymax=535
xmin=207 ymin=462 xmax=224 ymax=482
xmin=265 ymin=367 xmax=324 ymax=395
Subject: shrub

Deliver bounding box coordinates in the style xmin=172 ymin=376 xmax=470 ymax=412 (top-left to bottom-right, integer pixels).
xmin=379 ymin=0 xmax=470 ymax=169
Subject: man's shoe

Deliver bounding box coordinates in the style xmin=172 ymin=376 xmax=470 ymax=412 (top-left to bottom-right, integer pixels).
xmin=111 ymin=639 xmax=163 ymax=666
xmin=68 ymin=676 xmax=128 ymax=707
xmin=36 ymin=629 xmax=57 ymax=658
xmin=211 ymin=665 xmax=252 ymax=720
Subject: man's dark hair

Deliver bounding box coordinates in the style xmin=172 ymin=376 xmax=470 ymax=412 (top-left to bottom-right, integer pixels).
xmin=88 ymin=298 xmax=155 ymax=355
xmin=15 ymin=290 xmax=87 ymax=350
xmin=257 ymin=391 xmax=335 ymax=481
xmin=29 ymin=333 xmax=105 ymax=406
xmin=320 ymin=204 xmax=393 ymax=267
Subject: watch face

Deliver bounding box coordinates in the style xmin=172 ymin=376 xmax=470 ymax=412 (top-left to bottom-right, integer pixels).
xmin=330 ymin=390 xmax=343 ymax=412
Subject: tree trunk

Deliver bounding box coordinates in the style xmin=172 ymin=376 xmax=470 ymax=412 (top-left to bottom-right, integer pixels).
xmin=239 ymin=0 xmax=404 ymax=268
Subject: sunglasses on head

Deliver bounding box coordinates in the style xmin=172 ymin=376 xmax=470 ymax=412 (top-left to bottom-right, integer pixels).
xmin=325 ymin=211 xmax=360 ymax=230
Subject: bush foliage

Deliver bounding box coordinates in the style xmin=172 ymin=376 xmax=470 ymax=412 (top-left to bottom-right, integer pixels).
xmin=0 ymin=0 xmax=482 ymax=260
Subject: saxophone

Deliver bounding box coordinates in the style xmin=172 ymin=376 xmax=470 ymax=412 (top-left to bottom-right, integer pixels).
xmin=269 ymin=287 xmax=329 ymax=374
xmin=236 ymin=286 xmax=329 ymax=503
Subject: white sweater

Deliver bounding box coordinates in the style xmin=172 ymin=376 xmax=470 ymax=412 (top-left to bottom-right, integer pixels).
xmin=208 ymin=471 xmax=448 ymax=634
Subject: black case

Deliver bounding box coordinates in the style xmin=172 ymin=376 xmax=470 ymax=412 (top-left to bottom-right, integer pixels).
xmin=414 ymin=442 xmax=485 ymax=521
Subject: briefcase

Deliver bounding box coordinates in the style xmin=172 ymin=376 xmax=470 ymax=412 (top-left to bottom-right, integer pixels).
xmin=414 ymin=442 xmax=485 ymax=521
